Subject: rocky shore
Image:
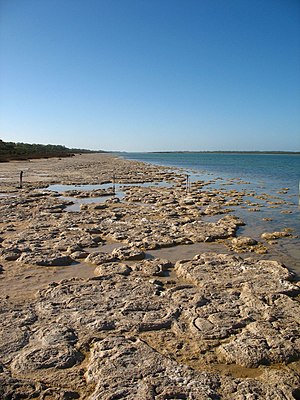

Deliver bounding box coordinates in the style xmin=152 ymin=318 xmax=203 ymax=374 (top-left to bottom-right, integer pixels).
xmin=0 ymin=153 xmax=299 ymax=399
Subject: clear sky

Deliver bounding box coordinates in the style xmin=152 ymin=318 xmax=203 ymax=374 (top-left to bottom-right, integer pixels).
xmin=0 ymin=0 xmax=299 ymax=151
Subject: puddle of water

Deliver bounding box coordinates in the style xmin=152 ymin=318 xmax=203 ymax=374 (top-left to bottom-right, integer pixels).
xmin=41 ymin=179 xmax=300 ymax=276
xmin=232 ymin=203 xmax=300 ymax=240
xmin=46 ymin=183 xmax=114 ymax=192
xmin=62 ymin=195 xmax=123 ymax=212
xmin=97 ymin=242 xmax=125 ymax=253
xmin=45 ymin=181 xmax=172 ymax=193
xmin=43 ymin=181 xmax=173 ymax=212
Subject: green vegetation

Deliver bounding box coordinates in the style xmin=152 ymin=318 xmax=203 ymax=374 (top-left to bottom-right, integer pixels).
xmin=0 ymin=140 xmax=103 ymax=162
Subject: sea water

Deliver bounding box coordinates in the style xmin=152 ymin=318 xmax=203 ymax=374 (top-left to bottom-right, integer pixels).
xmin=122 ymin=152 xmax=300 ymax=274
xmin=122 ymin=153 xmax=300 ymax=194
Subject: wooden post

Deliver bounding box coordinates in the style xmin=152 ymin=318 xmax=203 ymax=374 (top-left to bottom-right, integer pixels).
xmin=186 ymin=174 xmax=190 ymax=194
xmin=19 ymin=171 xmax=23 ymax=189
xmin=112 ymin=172 xmax=116 ymax=194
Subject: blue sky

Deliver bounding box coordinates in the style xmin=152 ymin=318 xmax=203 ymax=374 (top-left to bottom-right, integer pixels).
xmin=0 ymin=0 xmax=299 ymax=151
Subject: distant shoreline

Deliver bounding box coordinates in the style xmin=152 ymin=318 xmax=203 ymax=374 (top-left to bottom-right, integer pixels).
xmin=0 ymin=140 xmax=107 ymax=162
xmin=115 ymin=150 xmax=300 ymax=155
xmin=0 ymin=151 xmax=105 ymax=163
xmin=147 ymin=151 xmax=300 ymax=155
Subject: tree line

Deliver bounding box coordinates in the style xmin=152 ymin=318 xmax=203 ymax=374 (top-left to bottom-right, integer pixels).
xmin=0 ymin=140 xmax=102 ymax=162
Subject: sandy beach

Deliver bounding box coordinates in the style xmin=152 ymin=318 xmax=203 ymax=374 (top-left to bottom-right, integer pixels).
xmin=0 ymin=153 xmax=300 ymax=399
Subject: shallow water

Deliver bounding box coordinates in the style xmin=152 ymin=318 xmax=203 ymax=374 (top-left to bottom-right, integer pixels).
xmin=96 ymin=239 xmax=300 ymax=276
xmin=45 ymin=181 xmax=172 ymax=193
xmin=41 ymin=154 xmax=300 ymax=275
xmin=61 ymin=196 xmax=116 ymax=212
xmin=44 ymin=181 xmax=173 ymax=212
xmin=122 ymin=152 xmax=300 ymax=191
xmin=122 ymin=152 xmax=300 ymax=274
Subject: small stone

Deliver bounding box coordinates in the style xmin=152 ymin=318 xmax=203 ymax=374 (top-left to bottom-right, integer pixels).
xmin=71 ymin=250 xmax=89 ymax=259
xmin=261 ymin=231 xmax=291 ymax=241
xmin=112 ymin=246 xmax=145 ymax=261
xmin=231 ymin=237 xmax=258 ymax=247
xmin=94 ymin=263 xmax=131 ymax=277
xmin=85 ymin=251 xmax=115 ymax=265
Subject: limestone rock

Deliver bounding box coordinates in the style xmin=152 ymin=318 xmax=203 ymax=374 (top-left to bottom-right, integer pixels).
xmin=175 ymin=253 xmax=298 ymax=296
xmin=85 ymin=251 xmax=115 ymax=265
xmin=70 ymin=250 xmax=89 ymax=259
xmin=0 ymin=306 xmax=37 ymax=364
xmin=261 ymin=231 xmax=292 ymax=241
xmin=220 ymin=374 xmax=299 ymax=400
xmin=229 ymin=236 xmax=267 ymax=254
xmin=182 ymin=215 xmax=244 ymax=242
xmin=85 ymin=336 xmax=220 ymax=400
xmin=80 ymin=203 xmax=107 ymax=210
xmin=18 ymin=252 xmax=73 ymax=266
xmin=0 ymin=248 xmax=21 ymax=261
xmin=231 ymin=236 xmax=258 ymax=246
xmin=94 ymin=262 xmax=131 ymax=277
xmin=112 ymin=245 xmax=145 ymax=261
xmin=131 ymin=258 xmax=172 ymax=277
xmin=35 ymin=276 xmax=179 ymax=335
xmin=11 ymin=325 xmax=83 ymax=373
xmin=173 ymin=253 xmax=300 ymax=368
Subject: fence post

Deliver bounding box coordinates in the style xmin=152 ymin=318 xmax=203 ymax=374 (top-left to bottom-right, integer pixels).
xmin=186 ymin=174 xmax=190 ymax=194
xmin=19 ymin=171 xmax=23 ymax=189
xmin=112 ymin=172 xmax=116 ymax=194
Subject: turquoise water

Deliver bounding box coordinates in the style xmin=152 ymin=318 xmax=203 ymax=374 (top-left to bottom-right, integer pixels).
xmin=122 ymin=152 xmax=300 ymax=273
xmin=122 ymin=152 xmax=300 ymax=197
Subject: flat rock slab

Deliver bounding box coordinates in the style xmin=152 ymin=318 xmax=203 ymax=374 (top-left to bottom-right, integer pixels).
xmin=175 ymin=252 xmax=298 ymax=295
xmin=1 ymin=254 xmax=299 ymax=398
xmin=112 ymin=245 xmax=145 ymax=261
xmin=130 ymin=258 xmax=172 ymax=276
xmin=85 ymin=251 xmax=116 ymax=265
xmin=261 ymin=231 xmax=292 ymax=241
xmin=85 ymin=335 xmax=220 ymax=399
xmin=174 ymin=253 xmax=300 ymax=368
xmin=35 ymin=275 xmax=179 ymax=336
xmin=94 ymin=262 xmax=131 ymax=277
